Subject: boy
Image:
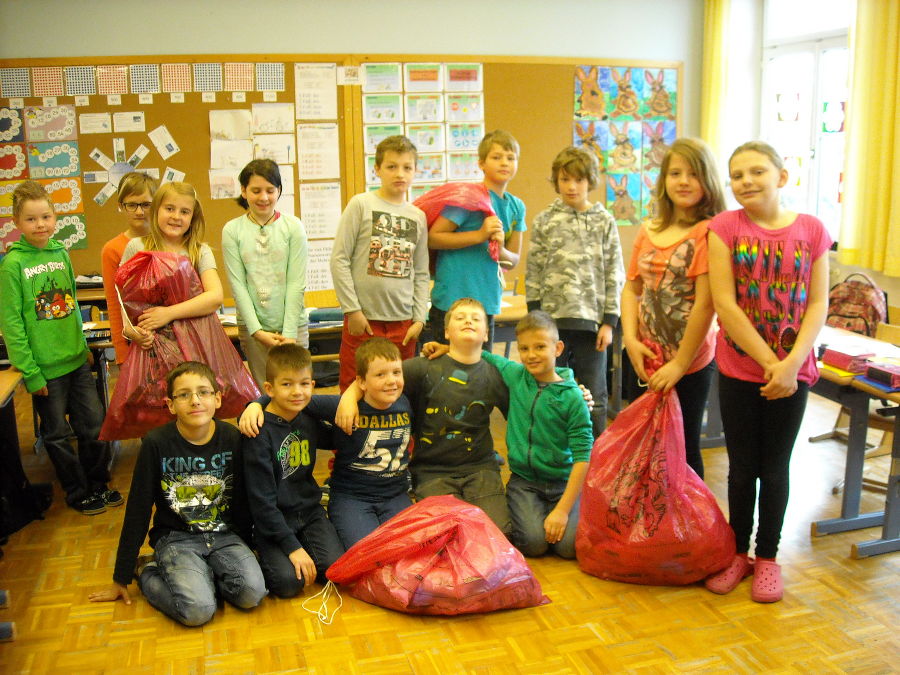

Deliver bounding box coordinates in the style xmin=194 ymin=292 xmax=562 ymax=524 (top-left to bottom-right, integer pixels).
xmin=525 ymin=146 xmax=624 ymax=435
xmin=330 ymin=135 xmax=430 ymax=390
xmin=89 ymin=362 xmax=265 ymax=627
xmin=240 ymin=338 xmax=413 ymax=549
xmin=482 ymin=311 xmax=592 ymax=558
xmin=428 ymin=130 xmax=526 ymax=347
xmin=337 ymin=298 xmax=510 ymax=533
xmin=241 ymin=344 xmax=344 ymax=597
xmin=0 ymin=180 xmax=117 ymax=515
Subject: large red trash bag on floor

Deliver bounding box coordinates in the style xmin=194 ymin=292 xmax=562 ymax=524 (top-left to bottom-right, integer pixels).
xmin=413 ymin=182 xmax=500 ymax=266
xmin=575 ymin=389 xmax=734 ymax=585
xmin=327 ymin=495 xmax=549 ymax=614
xmin=99 ymin=250 xmax=259 ymax=440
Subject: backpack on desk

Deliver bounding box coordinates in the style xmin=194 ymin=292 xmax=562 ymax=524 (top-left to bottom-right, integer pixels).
xmin=825 ymin=272 xmax=887 ymax=337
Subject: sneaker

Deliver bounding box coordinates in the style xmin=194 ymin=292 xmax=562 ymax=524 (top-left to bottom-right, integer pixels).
xmin=751 ymin=559 xmax=783 ymax=603
xmin=705 ymin=553 xmax=754 ymax=594
xmin=0 ymin=621 xmax=15 ymax=643
xmin=71 ymin=495 xmax=106 ymax=516
xmin=319 ymin=483 xmax=330 ymax=507
xmin=97 ymin=488 xmax=124 ymax=507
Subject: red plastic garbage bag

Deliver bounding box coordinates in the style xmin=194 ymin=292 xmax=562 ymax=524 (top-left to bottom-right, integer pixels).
xmin=413 ymin=182 xmax=500 ymax=265
xmin=575 ymin=389 xmax=734 ymax=585
xmin=99 ymin=250 xmax=259 ymax=440
xmin=327 ymin=495 xmax=549 ymax=614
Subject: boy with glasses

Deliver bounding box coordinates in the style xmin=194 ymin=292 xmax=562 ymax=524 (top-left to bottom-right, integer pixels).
xmin=89 ymin=361 xmax=265 ymax=626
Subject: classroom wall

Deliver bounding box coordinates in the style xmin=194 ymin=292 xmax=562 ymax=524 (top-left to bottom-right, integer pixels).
xmin=2 ymin=0 xmax=705 ymax=134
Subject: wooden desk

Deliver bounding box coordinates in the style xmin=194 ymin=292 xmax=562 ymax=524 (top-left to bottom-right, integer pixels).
xmin=810 ymin=326 xmax=900 ymax=557
xmin=0 ymin=369 xmax=24 ymax=466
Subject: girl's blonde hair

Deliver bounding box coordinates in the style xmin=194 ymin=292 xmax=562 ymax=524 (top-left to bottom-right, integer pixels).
xmin=653 ymin=137 xmax=726 ymax=230
xmin=12 ymin=180 xmax=54 ymax=219
xmin=729 ymin=140 xmax=784 ymax=171
xmin=143 ymin=182 xmax=206 ymax=267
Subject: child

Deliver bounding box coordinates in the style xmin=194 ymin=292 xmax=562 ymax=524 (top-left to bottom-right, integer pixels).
xmin=240 ymin=338 xmax=413 ymax=550
xmin=620 ymin=138 xmax=726 ymax=477
xmin=100 ymin=172 xmax=158 ymax=364
xmin=337 ymin=298 xmax=510 ymax=533
xmin=704 ymin=141 xmax=831 ymax=603
xmin=241 ymin=344 xmax=344 ymax=597
xmin=223 ymin=159 xmax=309 ymax=387
xmin=426 ymin=311 xmax=592 ymax=558
xmin=525 ymin=146 xmax=624 ymax=436
xmin=428 ymin=130 xmax=526 ymax=347
xmin=101 ymin=182 xmax=258 ymax=439
xmin=88 ymin=362 xmax=266 ymax=626
xmin=120 ymin=181 xmax=223 ymax=330
xmin=0 ymin=180 xmax=117 ymax=515
xmin=330 ymin=135 xmax=429 ymax=390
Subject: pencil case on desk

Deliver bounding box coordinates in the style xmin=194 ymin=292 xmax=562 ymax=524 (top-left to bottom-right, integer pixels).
xmin=821 ymin=348 xmax=874 ymax=373
xmin=866 ymin=363 xmax=900 ymax=388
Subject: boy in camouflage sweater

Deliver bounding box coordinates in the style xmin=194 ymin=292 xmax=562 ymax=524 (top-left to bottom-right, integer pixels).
xmin=525 ymin=146 xmax=624 ymax=436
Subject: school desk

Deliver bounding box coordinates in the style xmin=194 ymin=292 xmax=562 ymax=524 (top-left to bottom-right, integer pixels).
xmin=0 ymin=369 xmax=23 ymax=459
xmin=810 ymin=326 xmax=900 ymax=557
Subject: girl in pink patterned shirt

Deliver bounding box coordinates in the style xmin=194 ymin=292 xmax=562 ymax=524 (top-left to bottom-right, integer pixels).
xmin=705 ymin=141 xmax=831 ymax=603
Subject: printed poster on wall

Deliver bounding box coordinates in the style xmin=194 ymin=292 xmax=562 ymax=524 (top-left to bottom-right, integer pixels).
xmin=294 ymin=63 xmax=337 ymax=120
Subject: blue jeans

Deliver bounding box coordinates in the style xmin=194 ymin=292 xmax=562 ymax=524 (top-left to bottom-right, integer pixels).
xmin=254 ymin=506 xmax=344 ymax=598
xmin=506 ymin=473 xmax=580 ymax=559
xmin=32 ymin=361 xmax=110 ymax=505
xmin=139 ymin=530 xmax=266 ymax=627
xmin=328 ymin=491 xmax=413 ymax=549
xmin=557 ymin=328 xmax=607 ymax=437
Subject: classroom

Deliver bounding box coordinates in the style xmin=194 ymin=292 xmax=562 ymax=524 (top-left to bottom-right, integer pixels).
xmin=1 ymin=0 xmax=898 ymax=672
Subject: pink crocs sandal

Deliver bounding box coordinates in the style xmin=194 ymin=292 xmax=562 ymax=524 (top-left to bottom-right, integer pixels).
xmin=705 ymin=553 xmax=754 ymax=595
xmin=751 ymin=559 xmax=783 ymax=603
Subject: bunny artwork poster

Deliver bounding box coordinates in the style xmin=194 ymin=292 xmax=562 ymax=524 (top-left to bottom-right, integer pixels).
xmin=574 ymin=63 xmax=679 ymax=223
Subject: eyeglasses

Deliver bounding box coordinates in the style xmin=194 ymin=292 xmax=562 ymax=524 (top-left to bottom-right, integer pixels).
xmin=122 ymin=201 xmax=153 ymax=213
xmin=170 ymin=389 xmax=216 ymax=403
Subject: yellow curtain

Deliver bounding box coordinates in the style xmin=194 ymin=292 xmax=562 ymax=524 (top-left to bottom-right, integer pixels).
xmin=700 ymin=0 xmax=730 ymax=155
xmin=839 ymin=0 xmax=900 ymax=276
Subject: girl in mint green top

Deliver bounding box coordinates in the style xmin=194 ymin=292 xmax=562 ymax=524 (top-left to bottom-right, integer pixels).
xmin=222 ymin=160 xmax=308 ymax=385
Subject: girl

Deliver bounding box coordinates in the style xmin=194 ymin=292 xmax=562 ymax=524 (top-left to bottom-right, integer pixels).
xmin=100 ymin=182 xmax=258 ymax=440
xmin=222 ymin=159 xmax=308 ymax=386
xmin=620 ymin=138 xmax=725 ymax=478
xmin=120 ymin=181 xmax=223 ymax=327
xmin=704 ymin=141 xmax=830 ymax=603
xmin=100 ymin=172 xmax=158 ymax=363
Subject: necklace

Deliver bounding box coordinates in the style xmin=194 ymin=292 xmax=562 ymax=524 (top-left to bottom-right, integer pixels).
xmin=248 ymin=211 xmax=276 ymax=227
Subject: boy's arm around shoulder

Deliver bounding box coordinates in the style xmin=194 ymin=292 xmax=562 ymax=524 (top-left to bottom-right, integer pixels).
xmin=480 ymin=350 xmax=524 ymax=386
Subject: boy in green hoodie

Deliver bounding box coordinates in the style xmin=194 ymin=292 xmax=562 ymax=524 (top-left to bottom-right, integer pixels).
xmin=0 ymin=181 xmax=117 ymax=515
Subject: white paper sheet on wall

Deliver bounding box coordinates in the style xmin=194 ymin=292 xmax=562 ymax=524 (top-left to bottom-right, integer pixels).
xmin=305 ymin=238 xmax=334 ymax=292
xmin=297 ymin=123 xmax=340 ymax=180
xmin=299 ymin=182 xmax=341 ymax=239
xmin=294 ymin=63 xmax=337 ymax=120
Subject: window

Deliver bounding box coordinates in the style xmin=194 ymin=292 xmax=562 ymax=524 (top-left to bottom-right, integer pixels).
xmin=760 ymin=0 xmax=854 ymax=240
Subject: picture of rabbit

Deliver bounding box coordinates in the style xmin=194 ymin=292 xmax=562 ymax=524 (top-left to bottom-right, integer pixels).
xmin=608 ymin=121 xmax=638 ymax=173
xmin=575 ymin=66 xmax=607 ymax=119
xmin=644 ymin=70 xmax=676 ymax=120
xmin=642 ymin=172 xmax=659 ymax=220
xmin=574 ymin=120 xmax=606 ymax=168
xmin=608 ymin=175 xmax=640 ymax=225
xmin=610 ymin=68 xmax=641 ymax=119
xmin=642 ymin=121 xmax=671 ymax=171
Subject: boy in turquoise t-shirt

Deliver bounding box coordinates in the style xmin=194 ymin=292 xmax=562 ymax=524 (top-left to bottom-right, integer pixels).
xmin=0 ymin=181 xmax=117 ymax=515
xmin=428 ymin=130 xmax=526 ymax=347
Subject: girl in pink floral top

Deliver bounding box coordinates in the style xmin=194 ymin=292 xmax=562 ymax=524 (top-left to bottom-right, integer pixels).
xmin=621 ymin=138 xmax=726 ymax=479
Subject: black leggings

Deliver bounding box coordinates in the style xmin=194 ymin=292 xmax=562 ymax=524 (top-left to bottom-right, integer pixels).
xmin=718 ymin=373 xmax=809 ymax=559
xmin=674 ymin=361 xmax=716 ymax=480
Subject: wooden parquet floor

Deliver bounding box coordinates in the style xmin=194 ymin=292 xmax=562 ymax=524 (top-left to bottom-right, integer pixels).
xmin=1 ymin=377 xmax=898 ymax=674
